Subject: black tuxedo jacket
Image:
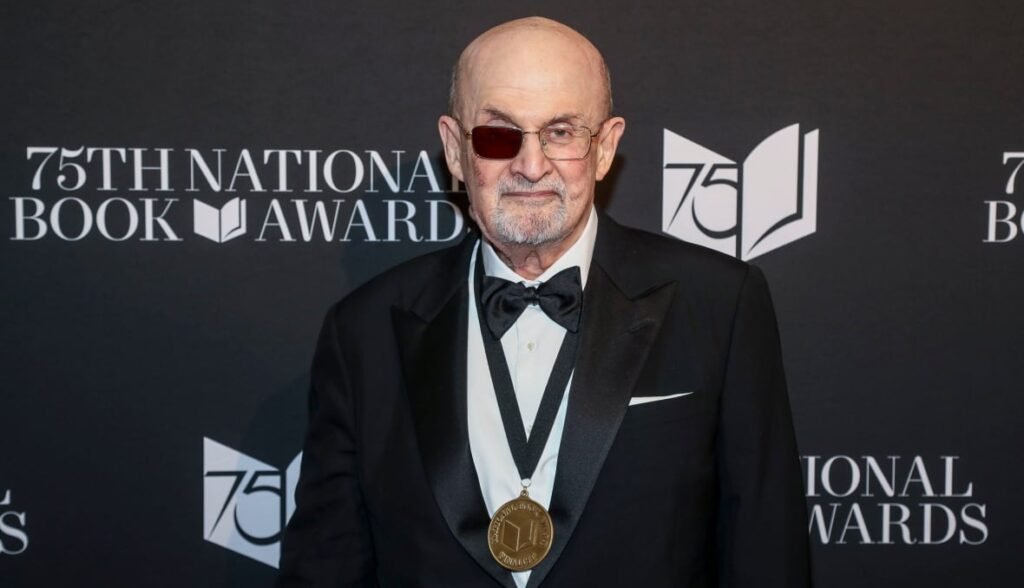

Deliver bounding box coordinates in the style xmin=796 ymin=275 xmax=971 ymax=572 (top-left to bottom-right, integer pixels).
xmin=277 ymin=216 xmax=811 ymax=587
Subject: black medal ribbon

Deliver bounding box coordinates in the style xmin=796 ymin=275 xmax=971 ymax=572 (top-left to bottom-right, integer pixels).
xmin=473 ymin=246 xmax=583 ymax=483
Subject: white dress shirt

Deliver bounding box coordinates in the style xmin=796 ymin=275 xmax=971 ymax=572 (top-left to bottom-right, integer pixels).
xmin=466 ymin=207 xmax=598 ymax=588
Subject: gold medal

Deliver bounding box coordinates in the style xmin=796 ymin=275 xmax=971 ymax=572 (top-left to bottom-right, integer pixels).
xmin=473 ymin=254 xmax=577 ymax=573
xmin=487 ymin=489 xmax=554 ymax=571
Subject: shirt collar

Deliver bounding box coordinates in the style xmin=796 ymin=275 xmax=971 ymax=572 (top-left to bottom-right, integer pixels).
xmin=481 ymin=206 xmax=598 ymax=288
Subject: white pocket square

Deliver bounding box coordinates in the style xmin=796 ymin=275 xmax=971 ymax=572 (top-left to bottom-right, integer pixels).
xmin=628 ymin=391 xmax=694 ymax=406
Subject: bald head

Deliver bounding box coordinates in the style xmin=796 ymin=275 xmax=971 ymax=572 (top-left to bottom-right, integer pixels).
xmin=448 ymin=17 xmax=612 ymax=121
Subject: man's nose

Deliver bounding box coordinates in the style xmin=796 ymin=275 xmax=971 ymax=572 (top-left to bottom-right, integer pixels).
xmin=508 ymin=132 xmax=553 ymax=182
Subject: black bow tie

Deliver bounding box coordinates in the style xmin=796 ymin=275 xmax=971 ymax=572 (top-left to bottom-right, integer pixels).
xmin=481 ymin=266 xmax=583 ymax=339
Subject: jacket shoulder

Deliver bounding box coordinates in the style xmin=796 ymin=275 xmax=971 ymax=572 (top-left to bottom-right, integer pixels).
xmin=328 ymin=236 xmax=471 ymax=323
xmin=602 ymin=217 xmax=753 ymax=295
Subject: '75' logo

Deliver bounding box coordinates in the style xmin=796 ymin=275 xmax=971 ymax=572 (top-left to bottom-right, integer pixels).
xmin=203 ymin=437 xmax=302 ymax=568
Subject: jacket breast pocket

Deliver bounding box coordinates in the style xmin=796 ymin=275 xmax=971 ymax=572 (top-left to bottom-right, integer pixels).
xmin=621 ymin=388 xmax=707 ymax=429
xmin=611 ymin=388 xmax=716 ymax=477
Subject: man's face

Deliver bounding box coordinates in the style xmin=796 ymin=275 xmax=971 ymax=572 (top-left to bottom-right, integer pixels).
xmin=439 ymin=25 xmax=624 ymax=251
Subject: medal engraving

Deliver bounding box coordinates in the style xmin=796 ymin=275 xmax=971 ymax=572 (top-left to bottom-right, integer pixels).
xmin=487 ymin=491 xmax=554 ymax=571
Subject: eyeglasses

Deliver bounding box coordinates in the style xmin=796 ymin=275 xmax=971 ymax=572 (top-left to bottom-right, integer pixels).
xmin=456 ymin=119 xmax=606 ymax=161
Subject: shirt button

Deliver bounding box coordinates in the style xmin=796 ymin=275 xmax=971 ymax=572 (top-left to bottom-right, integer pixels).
xmin=526 ymin=342 xmax=536 ymax=351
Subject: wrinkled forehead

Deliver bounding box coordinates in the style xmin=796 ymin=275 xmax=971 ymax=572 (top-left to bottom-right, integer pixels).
xmin=456 ymin=25 xmax=607 ymax=125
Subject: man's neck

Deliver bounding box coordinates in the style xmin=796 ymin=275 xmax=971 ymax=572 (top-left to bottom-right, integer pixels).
xmin=489 ymin=242 xmax=574 ymax=281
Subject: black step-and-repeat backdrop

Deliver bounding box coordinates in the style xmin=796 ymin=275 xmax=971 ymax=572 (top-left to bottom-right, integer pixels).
xmin=3 ymin=1 xmax=1022 ymax=586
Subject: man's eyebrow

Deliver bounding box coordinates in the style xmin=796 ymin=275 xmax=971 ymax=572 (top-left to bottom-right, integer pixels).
xmin=479 ymin=108 xmax=519 ymax=126
xmin=478 ymin=108 xmax=588 ymax=128
xmin=541 ymin=113 xmax=587 ymax=127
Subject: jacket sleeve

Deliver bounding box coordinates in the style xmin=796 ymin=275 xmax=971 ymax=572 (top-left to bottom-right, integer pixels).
xmin=715 ymin=265 xmax=812 ymax=587
xmin=276 ymin=303 xmax=377 ymax=587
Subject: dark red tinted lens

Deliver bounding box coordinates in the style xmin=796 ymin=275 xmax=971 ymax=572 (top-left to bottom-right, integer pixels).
xmin=471 ymin=126 xmax=523 ymax=159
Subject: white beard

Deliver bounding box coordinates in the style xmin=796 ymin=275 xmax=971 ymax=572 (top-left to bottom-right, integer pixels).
xmin=490 ymin=177 xmax=570 ymax=246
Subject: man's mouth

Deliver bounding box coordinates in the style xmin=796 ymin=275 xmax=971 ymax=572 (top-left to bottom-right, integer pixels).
xmin=501 ymin=190 xmax=559 ymax=199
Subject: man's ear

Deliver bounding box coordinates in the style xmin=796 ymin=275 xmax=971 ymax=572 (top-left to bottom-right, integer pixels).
xmin=438 ymin=115 xmax=465 ymax=182
xmin=594 ymin=117 xmax=625 ymax=181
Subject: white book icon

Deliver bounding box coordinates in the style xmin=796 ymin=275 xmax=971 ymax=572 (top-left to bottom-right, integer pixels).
xmin=663 ymin=124 xmax=819 ymax=261
xmin=193 ymin=197 xmax=247 ymax=243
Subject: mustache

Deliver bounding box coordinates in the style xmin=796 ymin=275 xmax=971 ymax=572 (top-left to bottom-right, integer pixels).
xmin=496 ymin=176 xmax=566 ymax=198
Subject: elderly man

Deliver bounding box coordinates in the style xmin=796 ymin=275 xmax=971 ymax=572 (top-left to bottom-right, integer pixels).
xmin=277 ymin=16 xmax=810 ymax=588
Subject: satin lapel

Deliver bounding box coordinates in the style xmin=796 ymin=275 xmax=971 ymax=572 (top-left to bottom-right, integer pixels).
xmin=526 ymin=225 xmax=676 ymax=588
xmin=393 ymin=242 xmax=516 ymax=588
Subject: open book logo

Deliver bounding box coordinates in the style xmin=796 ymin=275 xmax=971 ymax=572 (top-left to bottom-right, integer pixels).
xmin=663 ymin=125 xmax=819 ymax=260
xmin=203 ymin=437 xmax=302 ymax=568
xmin=193 ymin=197 xmax=247 ymax=243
